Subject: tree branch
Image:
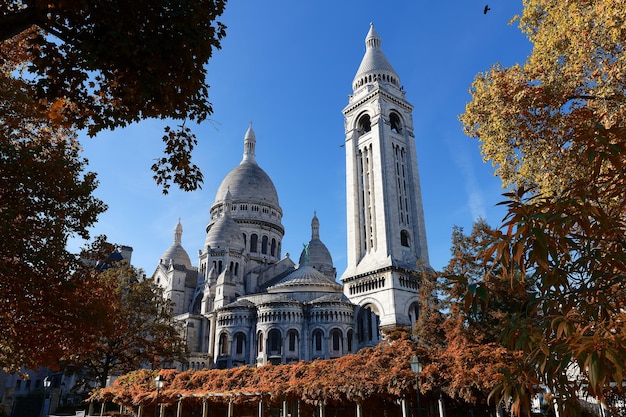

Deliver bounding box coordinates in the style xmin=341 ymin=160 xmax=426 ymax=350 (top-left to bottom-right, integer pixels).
xmin=0 ymin=8 xmax=37 ymax=42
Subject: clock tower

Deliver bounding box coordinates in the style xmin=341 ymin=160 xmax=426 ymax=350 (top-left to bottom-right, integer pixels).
xmin=341 ymin=24 xmax=430 ymax=345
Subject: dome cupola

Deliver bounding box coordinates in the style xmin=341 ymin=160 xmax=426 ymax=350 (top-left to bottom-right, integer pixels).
xmin=299 ymin=212 xmax=335 ymax=279
xmin=205 ymin=190 xmax=245 ymax=251
xmin=213 ymin=124 xmax=281 ymax=211
xmin=160 ymin=219 xmax=192 ymax=268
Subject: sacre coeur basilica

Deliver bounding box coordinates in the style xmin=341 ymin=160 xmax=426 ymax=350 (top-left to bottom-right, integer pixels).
xmin=152 ymin=23 xmax=430 ymax=370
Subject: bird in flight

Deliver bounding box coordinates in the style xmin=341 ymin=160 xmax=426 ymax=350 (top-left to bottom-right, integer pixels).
xmin=484 ymin=4 xmax=491 ymax=14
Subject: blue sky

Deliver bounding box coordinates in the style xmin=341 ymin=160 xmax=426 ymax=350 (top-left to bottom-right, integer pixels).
xmin=69 ymin=0 xmax=532 ymax=277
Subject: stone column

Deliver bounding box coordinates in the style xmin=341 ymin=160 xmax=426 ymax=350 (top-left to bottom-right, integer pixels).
xmin=202 ymin=399 xmax=208 ymax=417
xmin=176 ymin=398 xmax=183 ymax=417
xmin=401 ymin=397 xmax=408 ymax=417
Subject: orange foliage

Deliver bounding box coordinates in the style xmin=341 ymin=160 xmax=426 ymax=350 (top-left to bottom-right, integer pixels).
xmin=92 ymin=338 xmax=419 ymax=409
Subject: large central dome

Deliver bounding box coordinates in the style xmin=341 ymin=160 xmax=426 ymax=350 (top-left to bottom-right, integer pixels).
xmin=213 ymin=125 xmax=280 ymax=208
xmin=215 ymin=164 xmax=279 ymax=206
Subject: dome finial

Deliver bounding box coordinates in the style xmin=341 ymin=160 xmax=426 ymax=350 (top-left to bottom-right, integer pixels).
xmin=311 ymin=211 xmax=320 ymax=240
xmin=243 ymin=123 xmax=257 ymax=164
xmin=174 ymin=219 xmax=183 ymax=245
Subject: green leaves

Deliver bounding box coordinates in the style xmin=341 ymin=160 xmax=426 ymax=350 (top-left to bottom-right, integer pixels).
xmin=151 ymin=124 xmax=203 ymax=194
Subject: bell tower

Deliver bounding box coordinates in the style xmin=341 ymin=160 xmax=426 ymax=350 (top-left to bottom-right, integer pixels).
xmin=341 ymin=24 xmax=430 ymax=340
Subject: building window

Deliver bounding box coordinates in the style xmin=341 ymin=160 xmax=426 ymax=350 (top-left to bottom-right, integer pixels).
xmin=271 ymin=238 xmax=276 ymax=257
xmin=401 ymin=230 xmax=410 ymax=247
xmin=234 ymin=333 xmax=245 ymax=355
xmin=390 ymin=112 xmax=402 ymax=133
xmin=261 ymin=236 xmax=268 ymax=254
xmin=347 ymin=330 xmax=354 ymax=353
xmin=250 ymin=234 xmax=258 ymax=253
xmin=409 ymin=302 xmax=420 ymax=324
xmin=313 ymin=329 xmax=323 ymax=352
xmin=358 ymin=113 xmax=371 ymax=134
xmin=288 ymin=330 xmax=298 ymax=352
xmin=218 ymin=333 xmax=229 ymax=356
xmin=268 ymin=329 xmax=282 ymax=355
xmin=257 ymin=331 xmax=263 ymax=353
xmin=331 ymin=329 xmax=342 ymax=351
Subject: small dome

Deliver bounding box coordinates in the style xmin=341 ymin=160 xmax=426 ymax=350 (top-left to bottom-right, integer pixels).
xmin=213 ymin=125 xmax=280 ymax=208
xmin=268 ymin=265 xmax=341 ymax=292
xmin=299 ymin=212 xmax=334 ymax=276
xmin=161 ymin=220 xmax=192 ymax=268
xmin=205 ymin=193 xmax=245 ymax=251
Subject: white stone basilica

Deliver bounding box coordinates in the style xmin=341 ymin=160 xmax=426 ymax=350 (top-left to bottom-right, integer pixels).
xmin=153 ymin=23 xmax=430 ymax=370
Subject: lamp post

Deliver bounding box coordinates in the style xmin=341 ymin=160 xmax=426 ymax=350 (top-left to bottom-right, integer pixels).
xmin=410 ymin=355 xmax=423 ymax=417
xmin=154 ymin=375 xmax=165 ymax=417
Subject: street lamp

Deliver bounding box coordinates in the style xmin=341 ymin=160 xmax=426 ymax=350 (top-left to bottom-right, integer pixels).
xmin=154 ymin=375 xmax=165 ymax=417
xmin=410 ymin=355 xmax=423 ymax=417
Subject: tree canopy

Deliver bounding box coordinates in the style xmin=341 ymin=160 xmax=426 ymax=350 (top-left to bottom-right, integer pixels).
xmin=415 ymin=221 xmax=526 ymax=413
xmin=461 ymin=0 xmax=626 ymax=198
xmin=0 ymin=43 xmax=107 ymax=371
xmin=460 ymin=1 xmax=626 ymax=415
xmin=1 ymin=0 xmax=227 ymax=373
xmin=65 ymin=262 xmax=187 ymax=388
xmin=1 ymin=0 xmax=227 ymax=192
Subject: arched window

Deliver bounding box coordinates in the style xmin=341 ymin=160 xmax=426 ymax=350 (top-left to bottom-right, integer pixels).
xmin=312 ymin=329 xmax=323 ymax=352
xmin=234 ymin=332 xmax=246 ymax=355
xmin=401 ymin=230 xmax=410 ymax=247
xmin=347 ymin=330 xmax=354 ymax=353
xmin=250 ymin=234 xmax=258 ymax=253
xmin=268 ymin=329 xmax=282 ymax=355
xmin=261 ymin=236 xmax=268 ymax=254
xmin=257 ymin=331 xmax=263 ymax=353
xmin=357 ymin=306 xmax=379 ymax=343
xmin=409 ymin=302 xmax=420 ymax=325
xmin=218 ymin=333 xmax=229 ymax=356
xmin=242 ymin=233 xmax=247 ymax=247
xmin=271 ymin=238 xmax=277 ymax=257
xmin=358 ymin=114 xmax=371 ymax=134
xmin=287 ymin=330 xmax=298 ymax=352
xmin=390 ymin=112 xmax=402 ymax=133
xmin=331 ymin=329 xmax=342 ymax=353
